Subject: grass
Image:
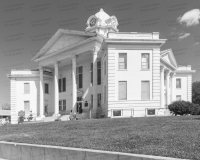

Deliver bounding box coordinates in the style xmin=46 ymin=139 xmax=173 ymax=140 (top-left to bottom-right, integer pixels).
xmin=0 ymin=116 xmax=200 ymax=160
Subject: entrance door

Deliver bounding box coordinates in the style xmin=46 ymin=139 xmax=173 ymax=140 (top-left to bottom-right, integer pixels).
xmin=77 ymin=97 xmax=82 ymax=114
xmin=45 ymin=100 xmax=48 ymax=116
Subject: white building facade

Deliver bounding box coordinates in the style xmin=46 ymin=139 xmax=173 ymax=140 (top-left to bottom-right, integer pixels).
xmin=7 ymin=9 xmax=195 ymax=124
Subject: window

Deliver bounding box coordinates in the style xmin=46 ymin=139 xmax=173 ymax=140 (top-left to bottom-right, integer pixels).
xmin=97 ymin=94 xmax=101 ymax=107
xmin=45 ymin=83 xmax=49 ymax=94
xmin=118 ymin=81 xmax=127 ymax=100
xmin=147 ymin=109 xmax=155 ymax=115
xmin=76 ymin=66 xmax=83 ymax=89
xmin=59 ymin=100 xmax=66 ymax=111
xmin=176 ymin=78 xmax=181 ymax=88
xmin=104 ymin=86 xmax=106 ymax=103
xmin=141 ymin=53 xmax=149 ymax=69
xmin=119 ymin=53 xmax=127 ymax=69
xmin=59 ymin=78 xmax=66 ymax=92
xmin=141 ymin=81 xmax=150 ymax=100
xmin=24 ymin=101 xmax=30 ymax=115
xmin=176 ymin=95 xmax=181 ymax=101
xmin=97 ymin=61 xmax=101 ymax=85
xmin=113 ymin=110 xmax=122 ymax=117
xmin=91 ymin=63 xmax=93 ymax=84
xmin=104 ymin=60 xmax=106 ymax=75
xmin=24 ymin=83 xmax=30 ymax=94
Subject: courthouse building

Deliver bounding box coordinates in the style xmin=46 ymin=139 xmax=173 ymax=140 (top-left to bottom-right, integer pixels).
xmin=7 ymin=9 xmax=195 ymax=124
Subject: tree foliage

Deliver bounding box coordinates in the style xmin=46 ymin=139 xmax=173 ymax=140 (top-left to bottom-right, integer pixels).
xmin=192 ymin=81 xmax=200 ymax=106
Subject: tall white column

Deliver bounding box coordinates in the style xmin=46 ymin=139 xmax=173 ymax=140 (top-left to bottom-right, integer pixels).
xmin=92 ymin=47 xmax=99 ymax=118
xmin=54 ymin=61 xmax=59 ymax=115
xmin=71 ymin=55 xmax=77 ymax=113
xmin=160 ymin=66 xmax=165 ymax=108
xmin=39 ymin=66 xmax=44 ymax=117
xmin=170 ymin=72 xmax=175 ymax=103
xmin=165 ymin=70 xmax=170 ymax=107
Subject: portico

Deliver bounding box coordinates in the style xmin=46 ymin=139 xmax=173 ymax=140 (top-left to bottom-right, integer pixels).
xmin=160 ymin=65 xmax=176 ymax=108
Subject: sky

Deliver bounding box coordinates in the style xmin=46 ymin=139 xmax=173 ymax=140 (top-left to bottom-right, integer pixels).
xmin=0 ymin=0 xmax=200 ymax=106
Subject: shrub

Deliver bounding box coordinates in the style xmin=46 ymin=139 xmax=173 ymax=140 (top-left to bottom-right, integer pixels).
xmin=168 ymin=100 xmax=200 ymax=116
xmin=192 ymin=81 xmax=200 ymax=106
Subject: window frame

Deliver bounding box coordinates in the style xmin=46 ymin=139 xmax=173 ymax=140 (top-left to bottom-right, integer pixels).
xmin=176 ymin=95 xmax=181 ymax=101
xmin=76 ymin=66 xmax=83 ymax=89
xmin=59 ymin=99 xmax=66 ymax=111
xmin=146 ymin=109 xmax=155 ymax=116
xmin=24 ymin=83 xmax=30 ymax=94
xmin=113 ymin=110 xmax=122 ymax=117
xmin=97 ymin=94 xmax=101 ymax=107
xmin=176 ymin=78 xmax=181 ymax=89
xmin=141 ymin=53 xmax=150 ymax=70
xmin=58 ymin=78 xmax=66 ymax=93
xmin=104 ymin=60 xmax=106 ymax=75
xmin=118 ymin=53 xmax=127 ymax=70
xmin=24 ymin=101 xmax=30 ymax=115
xmin=97 ymin=61 xmax=101 ymax=85
xmin=44 ymin=83 xmax=49 ymax=94
xmin=118 ymin=81 xmax=127 ymax=100
xmin=141 ymin=81 xmax=150 ymax=100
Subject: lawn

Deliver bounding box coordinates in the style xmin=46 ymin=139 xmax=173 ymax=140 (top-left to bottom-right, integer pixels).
xmin=0 ymin=116 xmax=200 ymax=160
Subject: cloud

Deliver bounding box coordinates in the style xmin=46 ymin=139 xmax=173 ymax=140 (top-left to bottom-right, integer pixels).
xmin=178 ymin=33 xmax=190 ymax=39
xmin=177 ymin=9 xmax=200 ymax=27
xmin=168 ymin=32 xmax=190 ymax=41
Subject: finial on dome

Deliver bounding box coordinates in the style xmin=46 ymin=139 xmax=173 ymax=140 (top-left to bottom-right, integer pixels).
xmin=100 ymin=8 xmax=103 ymax=12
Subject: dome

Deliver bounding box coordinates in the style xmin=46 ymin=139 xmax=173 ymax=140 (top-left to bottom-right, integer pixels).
xmin=95 ymin=8 xmax=110 ymax=21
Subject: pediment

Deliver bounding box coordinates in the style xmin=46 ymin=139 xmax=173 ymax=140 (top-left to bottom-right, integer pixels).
xmin=163 ymin=54 xmax=170 ymax=63
xmin=161 ymin=49 xmax=178 ymax=69
xmin=33 ymin=29 xmax=95 ymax=61
xmin=45 ymin=34 xmax=88 ymax=56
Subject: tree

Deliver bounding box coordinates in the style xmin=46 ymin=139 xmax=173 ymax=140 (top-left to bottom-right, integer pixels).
xmin=1 ymin=103 xmax=11 ymax=110
xmin=192 ymin=81 xmax=200 ymax=106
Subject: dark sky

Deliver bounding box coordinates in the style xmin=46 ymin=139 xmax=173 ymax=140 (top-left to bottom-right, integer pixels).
xmin=0 ymin=0 xmax=200 ymax=105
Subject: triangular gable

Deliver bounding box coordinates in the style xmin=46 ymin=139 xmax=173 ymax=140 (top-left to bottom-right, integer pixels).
xmin=161 ymin=49 xmax=178 ymax=69
xmin=45 ymin=34 xmax=88 ymax=56
xmin=163 ymin=54 xmax=170 ymax=63
xmin=33 ymin=29 xmax=95 ymax=60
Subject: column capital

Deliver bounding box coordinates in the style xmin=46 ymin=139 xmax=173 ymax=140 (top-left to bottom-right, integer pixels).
xmin=91 ymin=46 xmax=100 ymax=54
xmin=164 ymin=69 xmax=170 ymax=76
xmin=70 ymin=54 xmax=77 ymax=60
xmin=53 ymin=61 xmax=60 ymax=66
xmin=160 ymin=65 xmax=165 ymax=72
xmin=170 ymin=72 xmax=176 ymax=77
xmin=39 ymin=65 xmax=43 ymax=70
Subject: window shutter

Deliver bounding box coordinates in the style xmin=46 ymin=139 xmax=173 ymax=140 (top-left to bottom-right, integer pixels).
xmin=45 ymin=83 xmax=49 ymax=93
xmin=118 ymin=81 xmax=127 ymax=100
xmin=63 ymin=100 xmax=66 ymax=110
xmin=59 ymin=79 xmax=62 ymax=92
xmin=63 ymin=78 xmax=66 ymax=92
xmin=24 ymin=83 xmax=30 ymax=94
xmin=141 ymin=81 xmax=150 ymax=100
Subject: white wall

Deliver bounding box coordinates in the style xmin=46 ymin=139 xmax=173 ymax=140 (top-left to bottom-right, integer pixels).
xmin=173 ymin=73 xmax=192 ymax=102
xmin=105 ymin=48 xmax=161 ymax=117
xmin=15 ymin=78 xmax=39 ymax=117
